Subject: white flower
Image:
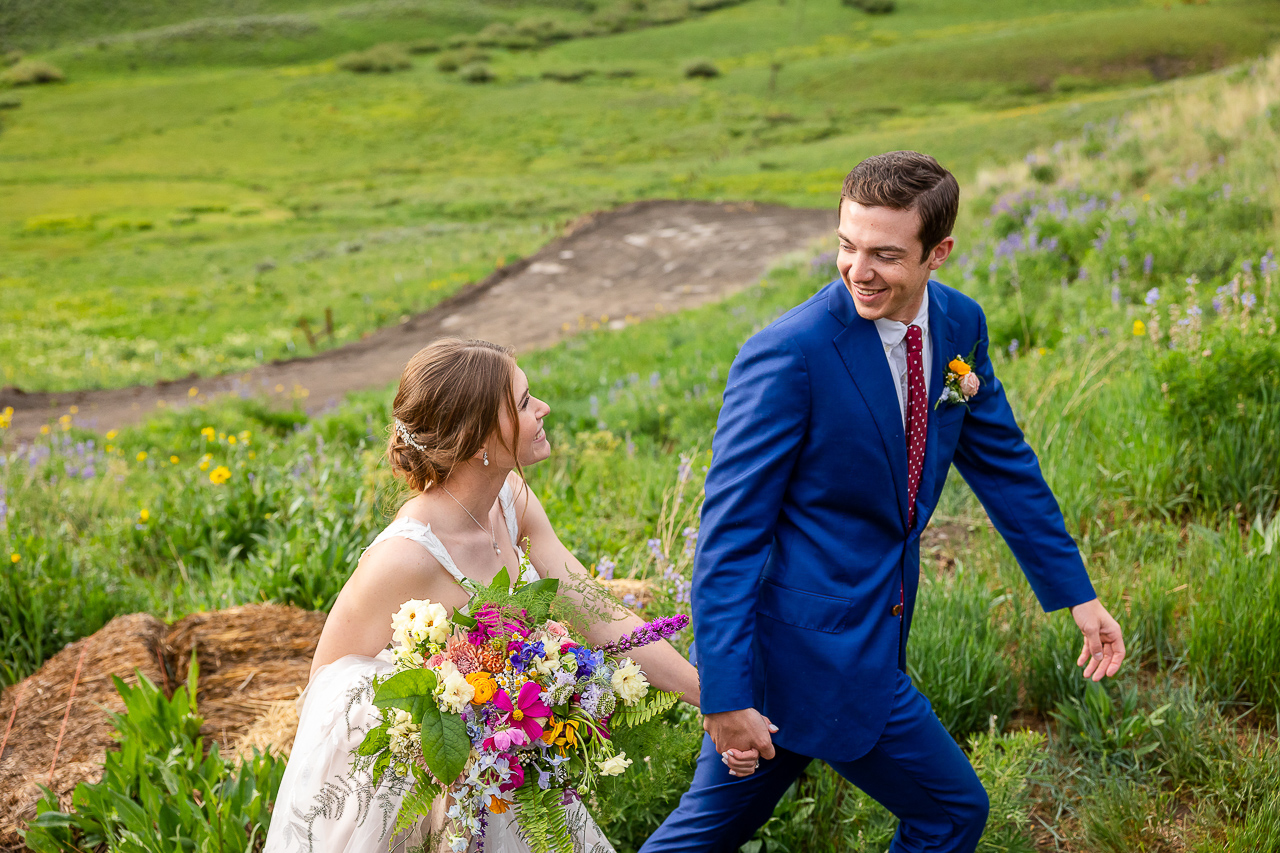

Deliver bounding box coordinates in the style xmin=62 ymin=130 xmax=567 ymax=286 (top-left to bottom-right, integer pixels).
xmin=448 ymin=833 xmax=468 ymax=853
xmin=394 ymin=646 xmax=424 ymax=669
xmin=422 ymin=600 xmax=451 ymax=644
xmin=391 ymin=598 xmax=432 ymax=647
xmin=437 ymin=660 xmax=476 ymax=713
xmin=533 ymin=643 xmax=562 ymax=677
xmin=610 ymin=659 xmax=650 ymax=705
xmin=597 ymin=752 xmax=633 ymax=776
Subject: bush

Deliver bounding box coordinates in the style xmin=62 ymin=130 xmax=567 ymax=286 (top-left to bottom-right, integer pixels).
xmin=1155 ymin=314 xmax=1280 ymax=518
xmin=542 ymin=69 xmax=597 ymax=83
xmin=683 ymin=60 xmax=720 ymax=79
xmin=458 ymin=62 xmax=495 ymax=84
xmin=22 ymin=658 xmax=284 ymax=852
xmin=1 ymin=60 xmax=64 ymax=86
xmin=0 ymin=94 xmax=20 ymax=109
xmin=406 ymin=39 xmax=440 ymax=54
xmin=436 ymin=48 xmax=489 ymax=73
xmin=842 ymin=0 xmax=896 ymax=12
xmin=336 ymin=44 xmax=412 ymax=74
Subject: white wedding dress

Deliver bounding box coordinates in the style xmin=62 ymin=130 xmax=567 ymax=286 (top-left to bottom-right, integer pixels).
xmin=264 ymin=482 xmax=615 ymax=853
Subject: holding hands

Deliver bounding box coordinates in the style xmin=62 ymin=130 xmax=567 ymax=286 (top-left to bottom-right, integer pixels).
xmin=704 ymin=707 xmax=779 ymax=778
xmin=1071 ymin=598 xmax=1126 ymax=681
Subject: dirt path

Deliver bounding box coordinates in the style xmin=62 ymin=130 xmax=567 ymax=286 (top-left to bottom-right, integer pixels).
xmin=1 ymin=200 xmax=835 ymax=444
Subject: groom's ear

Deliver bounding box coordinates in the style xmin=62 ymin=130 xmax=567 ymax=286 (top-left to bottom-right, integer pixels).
xmin=926 ymin=235 xmax=955 ymax=271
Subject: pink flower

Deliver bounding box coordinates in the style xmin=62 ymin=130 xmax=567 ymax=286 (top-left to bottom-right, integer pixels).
xmin=959 ymin=373 xmax=980 ymax=398
xmin=485 ymin=727 xmax=531 ymax=752
xmin=544 ymin=620 xmax=569 ymax=639
xmin=492 ymin=682 xmax=551 ymax=742
xmin=499 ymin=756 xmax=525 ymax=793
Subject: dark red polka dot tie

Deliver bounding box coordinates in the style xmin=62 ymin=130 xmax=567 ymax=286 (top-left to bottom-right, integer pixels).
xmin=905 ymin=324 xmax=927 ymax=531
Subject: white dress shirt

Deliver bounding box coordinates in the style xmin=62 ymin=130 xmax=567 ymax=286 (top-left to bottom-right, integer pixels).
xmin=874 ymin=296 xmax=931 ymax=430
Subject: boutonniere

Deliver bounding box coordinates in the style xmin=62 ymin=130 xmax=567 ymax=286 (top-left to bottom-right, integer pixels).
xmin=936 ymin=346 xmax=980 ymax=409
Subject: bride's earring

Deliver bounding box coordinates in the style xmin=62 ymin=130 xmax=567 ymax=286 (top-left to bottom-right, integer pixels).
xmin=483 ymin=449 xmax=489 ymax=466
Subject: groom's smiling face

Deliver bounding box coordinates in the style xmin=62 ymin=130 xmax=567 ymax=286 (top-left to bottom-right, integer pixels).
xmin=836 ymin=200 xmax=953 ymax=324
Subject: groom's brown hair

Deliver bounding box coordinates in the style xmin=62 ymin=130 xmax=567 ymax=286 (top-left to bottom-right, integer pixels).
xmin=840 ymin=151 xmax=959 ymax=262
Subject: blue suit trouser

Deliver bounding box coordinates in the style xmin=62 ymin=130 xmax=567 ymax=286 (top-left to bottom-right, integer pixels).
xmin=639 ymin=671 xmax=990 ymax=853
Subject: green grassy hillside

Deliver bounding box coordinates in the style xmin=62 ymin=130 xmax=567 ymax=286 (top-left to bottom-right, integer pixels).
xmin=2 ymin=0 xmax=1278 ymax=391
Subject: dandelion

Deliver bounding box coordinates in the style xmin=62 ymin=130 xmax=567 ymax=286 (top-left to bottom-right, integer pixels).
xmin=188 ymin=387 xmax=199 ymax=397
xmin=138 ymin=508 xmax=150 ymax=523
xmin=209 ymin=465 xmax=231 ymax=485
xmin=1132 ymin=320 xmax=1146 ymax=336
xmin=201 ymin=427 xmax=215 ymax=441
xmin=1145 ymin=288 xmax=1160 ymax=306
xmin=170 ymin=455 xmax=179 ymax=464
xmin=106 ymin=430 xmax=118 ymax=440
xmin=228 ymin=435 xmax=237 ymax=444
xmin=136 ymin=451 xmax=148 ymax=462
xmin=9 ymin=553 xmax=18 ymax=563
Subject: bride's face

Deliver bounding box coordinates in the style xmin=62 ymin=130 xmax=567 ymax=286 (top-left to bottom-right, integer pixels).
xmin=492 ymin=365 xmax=551 ymax=468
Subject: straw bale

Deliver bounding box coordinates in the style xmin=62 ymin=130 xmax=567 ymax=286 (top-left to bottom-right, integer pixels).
xmin=0 ymin=613 xmax=168 ymax=849
xmin=164 ymin=604 xmax=325 ymax=750
xmin=226 ymin=698 xmax=300 ymax=762
xmin=598 ymin=577 xmax=655 ymax=609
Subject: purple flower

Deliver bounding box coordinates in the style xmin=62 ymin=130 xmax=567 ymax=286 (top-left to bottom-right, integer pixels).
xmin=1008 ymin=339 xmax=1020 ymax=356
xmin=649 ymin=372 xmax=661 ymax=388
xmin=594 ymin=615 xmax=691 ymax=656
xmin=1143 ymin=254 xmax=1154 ymax=276
xmin=1187 ymin=305 xmax=1202 ymax=317
xmin=647 ymin=538 xmax=665 ymax=563
xmin=1213 ymin=297 xmax=1223 ymax=313
xmin=1243 ymin=260 xmax=1254 ymax=275
xmin=1145 ymin=287 xmax=1160 ymax=306
xmin=1243 ymin=293 xmax=1258 ymax=309
xmin=596 ymin=556 xmax=616 ymax=581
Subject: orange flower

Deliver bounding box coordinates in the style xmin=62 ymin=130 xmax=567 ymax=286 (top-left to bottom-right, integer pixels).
xmin=466 ymin=672 xmax=497 ymax=705
xmin=948 ymin=358 xmax=971 ymax=376
xmin=489 ymin=795 xmax=511 ymax=814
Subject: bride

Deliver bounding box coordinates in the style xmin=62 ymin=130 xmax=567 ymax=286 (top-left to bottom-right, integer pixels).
xmin=264 ymin=339 xmax=760 ymax=853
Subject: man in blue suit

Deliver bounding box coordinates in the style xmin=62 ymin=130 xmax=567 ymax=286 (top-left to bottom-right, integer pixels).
xmin=641 ymin=151 xmax=1126 ymax=852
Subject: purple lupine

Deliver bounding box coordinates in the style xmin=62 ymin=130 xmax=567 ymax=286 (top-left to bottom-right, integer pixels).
xmin=1145 ymin=287 xmax=1160 ymax=306
xmin=1143 ymin=254 xmax=1154 ymax=276
xmin=1243 ymin=293 xmax=1258 ymax=309
xmin=596 ymin=556 xmax=616 ymax=581
xmin=594 ymin=614 xmax=691 ymax=656
xmin=0 ymin=485 xmax=7 ymax=527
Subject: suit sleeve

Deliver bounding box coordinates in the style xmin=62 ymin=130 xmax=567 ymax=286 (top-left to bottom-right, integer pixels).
xmin=951 ymin=309 xmax=1096 ymax=613
xmin=692 ymin=330 xmax=809 ymax=715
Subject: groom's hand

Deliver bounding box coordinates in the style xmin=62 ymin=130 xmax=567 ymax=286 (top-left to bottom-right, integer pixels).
xmin=704 ymin=708 xmax=778 ymax=762
xmin=1071 ymin=598 xmax=1126 ymax=681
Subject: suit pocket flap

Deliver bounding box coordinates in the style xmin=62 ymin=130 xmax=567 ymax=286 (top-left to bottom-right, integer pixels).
xmin=756 ymin=579 xmax=850 ymax=634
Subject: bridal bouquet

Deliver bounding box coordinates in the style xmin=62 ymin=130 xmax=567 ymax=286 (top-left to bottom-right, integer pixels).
xmin=353 ymin=554 xmax=688 ymax=853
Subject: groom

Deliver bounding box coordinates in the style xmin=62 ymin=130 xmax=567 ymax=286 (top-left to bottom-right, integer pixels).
xmin=641 ymin=151 xmax=1126 ymax=852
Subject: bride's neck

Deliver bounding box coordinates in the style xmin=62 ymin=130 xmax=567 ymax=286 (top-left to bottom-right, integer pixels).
xmin=428 ymin=463 xmax=509 ymax=523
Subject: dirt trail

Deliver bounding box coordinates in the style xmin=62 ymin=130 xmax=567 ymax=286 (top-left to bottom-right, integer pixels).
xmin=1 ymin=200 xmax=835 ymax=443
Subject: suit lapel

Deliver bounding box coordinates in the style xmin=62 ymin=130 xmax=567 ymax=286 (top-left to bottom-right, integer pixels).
xmin=916 ymin=281 xmax=957 ymax=534
xmin=828 ymin=284 xmax=909 ymax=530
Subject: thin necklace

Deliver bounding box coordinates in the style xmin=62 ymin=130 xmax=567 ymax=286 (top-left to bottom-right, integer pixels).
xmin=439 ymin=485 xmax=501 ymax=556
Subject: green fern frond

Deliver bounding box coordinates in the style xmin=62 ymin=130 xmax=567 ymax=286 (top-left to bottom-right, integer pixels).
xmin=392 ymin=772 xmax=443 ymax=837
xmin=513 ymin=784 xmax=574 ymax=853
xmin=611 ymin=689 xmax=681 ymax=730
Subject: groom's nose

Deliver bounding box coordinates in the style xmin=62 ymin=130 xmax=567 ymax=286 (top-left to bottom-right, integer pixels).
xmin=847 ymin=253 xmax=875 ymax=283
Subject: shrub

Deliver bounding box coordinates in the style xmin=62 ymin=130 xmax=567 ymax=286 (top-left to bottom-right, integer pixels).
xmin=474 ymin=22 xmax=537 ymax=50
xmin=436 ymin=48 xmax=489 ymax=73
xmin=842 ymin=0 xmax=896 ymax=12
xmin=542 ymin=69 xmax=597 ymax=83
xmin=1 ymin=60 xmax=64 ymax=86
xmin=515 ymin=16 xmax=580 ymax=43
xmin=458 ymin=62 xmax=495 ymax=84
xmin=0 ymin=94 xmax=20 ymax=109
xmin=406 ymin=39 xmax=440 ymax=54
xmin=336 ymin=44 xmax=412 ymax=74
xmin=22 ymin=659 xmax=284 ymax=852
xmin=683 ymin=60 xmax=720 ymax=79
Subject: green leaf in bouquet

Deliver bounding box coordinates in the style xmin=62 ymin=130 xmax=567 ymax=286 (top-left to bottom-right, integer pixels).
xmin=372 ymin=668 xmax=438 ymax=716
xmin=489 ymin=566 xmax=512 ymax=592
xmin=451 ymin=608 xmax=478 ymax=629
xmin=610 ymin=689 xmax=682 ymax=730
xmin=419 ymin=705 xmax=469 ymax=786
xmin=356 ymin=722 xmax=391 ymax=756
xmin=510 ymin=576 xmax=560 ymax=624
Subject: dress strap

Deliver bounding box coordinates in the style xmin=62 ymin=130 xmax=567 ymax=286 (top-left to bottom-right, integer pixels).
xmin=360 ymin=518 xmax=468 ymax=584
xmin=497 ymin=481 xmax=522 ymax=552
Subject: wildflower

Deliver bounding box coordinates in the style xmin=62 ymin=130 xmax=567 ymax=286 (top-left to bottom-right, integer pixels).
xmin=1243 ymin=293 xmax=1257 ymax=309
xmin=595 ymin=556 xmax=616 ymax=581
xmin=188 ymin=387 xmax=199 ymax=397
xmin=106 ymin=444 xmax=114 ymax=452
xmin=228 ymin=435 xmax=237 ymax=444
xmin=597 ymin=753 xmax=633 ymax=777
xmin=170 ymin=455 xmax=179 ymax=464
xmin=611 ymin=658 xmax=650 ymax=705
xmin=106 ymin=430 xmax=118 ymax=440
xmin=1008 ymin=339 xmax=1020 ymax=356
xmin=209 ymin=465 xmax=231 ymax=484
xmin=138 ymin=509 xmax=150 ymax=523
xmin=492 ymin=682 xmax=551 ymax=742
xmin=1143 ymin=254 xmax=1154 ymax=276
xmin=1132 ymin=320 xmax=1146 ymax=336
xmin=10 ymin=553 xmax=19 ymax=563
xmin=1145 ymin=287 xmax=1160 ymax=306
xmin=40 ymin=425 xmax=50 ymax=435
xmin=201 ymin=427 xmax=215 ymax=441
xmin=135 ymin=451 xmax=149 ymax=462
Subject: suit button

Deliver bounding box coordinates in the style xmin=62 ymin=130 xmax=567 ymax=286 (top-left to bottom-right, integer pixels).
xmin=891 ymin=604 xmax=904 ymax=616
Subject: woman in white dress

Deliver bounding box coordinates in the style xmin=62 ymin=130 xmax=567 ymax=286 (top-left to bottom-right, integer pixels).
xmin=265 ymin=339 xmax=760 ymax=853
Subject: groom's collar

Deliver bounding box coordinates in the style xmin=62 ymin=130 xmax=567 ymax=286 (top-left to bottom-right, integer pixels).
xmin=873 ymin=296 xmax=930 ymax=351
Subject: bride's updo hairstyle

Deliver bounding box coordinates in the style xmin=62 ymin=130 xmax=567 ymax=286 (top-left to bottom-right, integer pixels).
xmin=387 ymin=338 xmax=520 ymax=492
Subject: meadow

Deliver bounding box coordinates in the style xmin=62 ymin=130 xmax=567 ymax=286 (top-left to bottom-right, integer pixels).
xmin=3 ymin=0 xmax=1280 ymax=389
xmin=5 ymin=39 xmax=1280 ymax=849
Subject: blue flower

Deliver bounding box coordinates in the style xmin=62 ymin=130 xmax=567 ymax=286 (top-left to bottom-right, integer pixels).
xmin=1145 ymin=288 xmax=1160 ymax=306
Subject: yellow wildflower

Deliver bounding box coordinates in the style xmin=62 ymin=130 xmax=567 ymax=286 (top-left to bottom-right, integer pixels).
xmin=40 ymin=425 xmax=50 ymax=435
xmin=188 ymin=387 xmax=199 ymax=398
xmin=1133 ymin=320 xmax=1146 ymax=336
xmin=136 ymin=451 xmax=148 ymax=462
xmin=209 ymin=465 xmax=231 ymax=485
xmin=106 ymin=444 xmax=114 ymax=453
xmin=69 ymin=406 xmax=78 ymax=414
xmin=200 ymin=427 xmax=215 ymax=441
xmin=170 ymin=455 xmax=179 ymax=464
xmin=9 ymin=553 xmax=18 ymax=564
xmin=228 ymin=435 xmax=237 ymax=444
xmin=106 ymin=430 xmax=118 ymax=440
xmin=138 ymin=509 xmax=150 ymax=523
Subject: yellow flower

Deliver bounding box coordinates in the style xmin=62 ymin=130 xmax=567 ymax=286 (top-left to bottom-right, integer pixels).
xmin=10 ymin=553 xmax=19 ymax=564
xmin=541 ymin=717 xmax=581 ymax=749
xmin=1133 ymin=320 xmax=1146 ymax=336
xmin=106 ymin=444 xmax=114 ymax=452
xmin=248 ymin=451 xmax=256 ymax=459
xmin=40 ymin=425 xmax=50 ymax=435
xmin=170 ymin=455 xmax=179 ymax=464
xmin=2 ymin=406 xmax=12 ymax=417
xmin=188 ymin=387 xmax=199 ymax=398
xmin=106 ymin=430 xmax=118 ymax=440
xmin=201 ymin=427 xmax=215 ymax=441
xmin=947 ymin=358 xmax=971 ymax=376
xmin=69 ymin=405 xmax=78 ymax=414
xmin=136 ymin=451 xmax=148 ymax=462
xmin=199 ymin=460 xmax=210 ymax=471
xmin=466 ymin=672 xmax=498 ymax=705
xmin=227 ymin=435 xmax=237 ymax=444
xmin=138 ymin=509 xmax=150 ymax=522
xmin=209 ymin=465 xmax=231 ymax=484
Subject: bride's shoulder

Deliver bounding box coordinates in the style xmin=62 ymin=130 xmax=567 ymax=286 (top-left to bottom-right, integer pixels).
xmin=354 ymin=520 xmax=444 ymax=587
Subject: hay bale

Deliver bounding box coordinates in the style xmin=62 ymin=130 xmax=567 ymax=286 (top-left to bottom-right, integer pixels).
xmin=164 ymin=604 xmax=325 ymax=749
xmin=227 ymin=699 xmax=299 ymax=762
xmin=0 ymin=613 xmax=168 ymax=849
xmin=599 ymin=577 xmax=655 ymax=609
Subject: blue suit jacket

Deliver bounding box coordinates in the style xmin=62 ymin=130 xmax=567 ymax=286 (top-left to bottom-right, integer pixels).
xmin=691 ymin=279 xmax=1096 ymax=762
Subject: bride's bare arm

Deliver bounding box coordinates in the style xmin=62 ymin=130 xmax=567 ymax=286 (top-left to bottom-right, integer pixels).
xmin=310 ymin=538 xmax=467 ymax=680
xmin=509 ymin=475 xmax=701 ymax=708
